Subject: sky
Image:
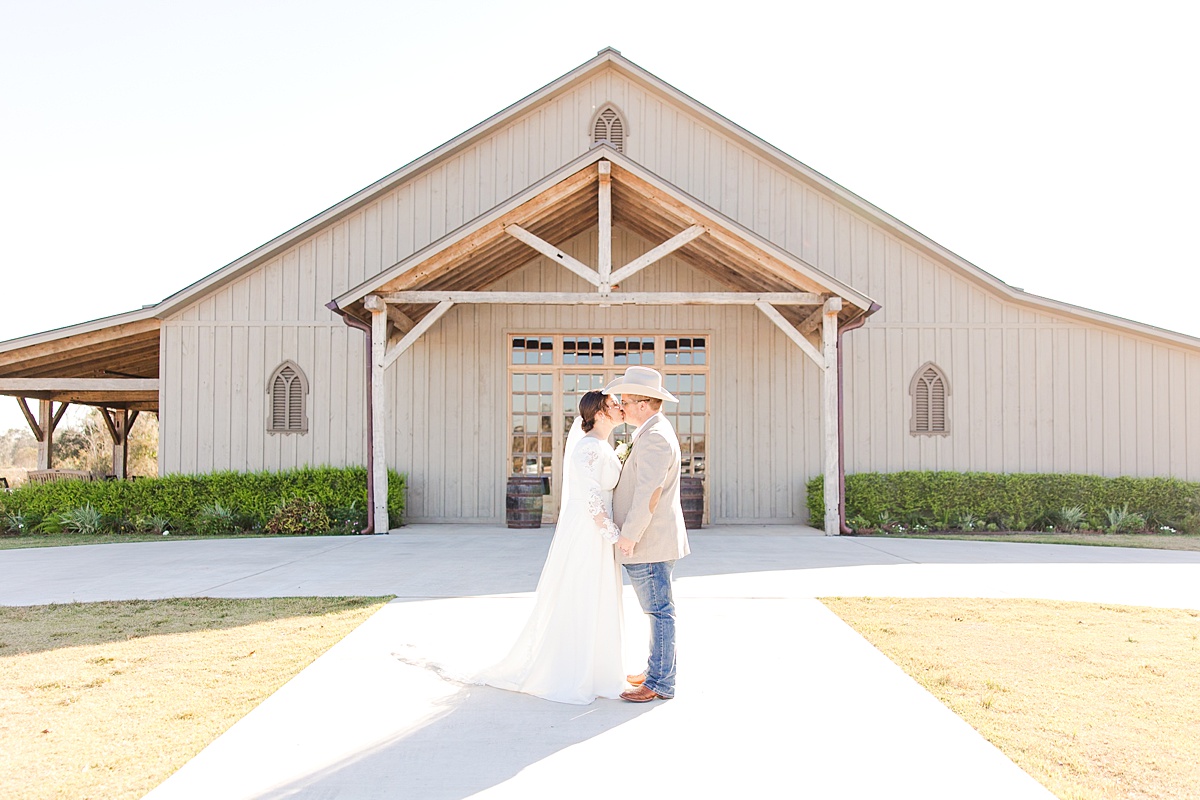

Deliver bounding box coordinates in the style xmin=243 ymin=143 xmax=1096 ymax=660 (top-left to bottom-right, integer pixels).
xmin=1 ymin=0 xmax=1197 ymax=435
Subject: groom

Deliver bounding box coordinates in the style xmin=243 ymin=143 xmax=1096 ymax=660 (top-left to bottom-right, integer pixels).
xmin=603 ymin=366 xmax=691 ymax=702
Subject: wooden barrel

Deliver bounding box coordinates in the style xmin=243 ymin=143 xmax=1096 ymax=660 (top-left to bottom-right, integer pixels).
xmin=506 ymin=476 xmax=544 ymax=528
xmin=680 ymin=475 xmax=703 ymax=529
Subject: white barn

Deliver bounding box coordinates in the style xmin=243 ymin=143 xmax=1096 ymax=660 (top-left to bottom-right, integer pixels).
xmin=4 ymin=48 xmax=1200 ymax=534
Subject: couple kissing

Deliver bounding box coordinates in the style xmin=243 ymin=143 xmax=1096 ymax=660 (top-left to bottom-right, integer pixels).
xmin=477 ymin=366 xmax=691 ymax=704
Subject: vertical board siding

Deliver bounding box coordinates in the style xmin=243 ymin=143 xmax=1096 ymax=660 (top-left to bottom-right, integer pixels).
xmin=386 ymin=231 xmax=822 ymax=524
xmin=157 ymin=63 xmax=1200 ymax=519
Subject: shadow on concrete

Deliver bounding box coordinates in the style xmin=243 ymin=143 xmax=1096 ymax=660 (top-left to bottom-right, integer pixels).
xmin=248 ymin=686 xmax=659 ymax=800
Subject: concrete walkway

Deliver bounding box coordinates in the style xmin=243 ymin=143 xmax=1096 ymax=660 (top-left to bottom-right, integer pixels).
xmin=6 ymin=525 xmax=1200 ymax=799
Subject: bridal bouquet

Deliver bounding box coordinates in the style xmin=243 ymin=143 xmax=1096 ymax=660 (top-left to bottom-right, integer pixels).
xmin=614 ymin=441 xmax=632 ymax=464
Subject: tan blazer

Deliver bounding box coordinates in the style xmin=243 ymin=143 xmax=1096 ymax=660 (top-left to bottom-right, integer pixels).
xmin=613 ymin=413 xmax=691 ymax=564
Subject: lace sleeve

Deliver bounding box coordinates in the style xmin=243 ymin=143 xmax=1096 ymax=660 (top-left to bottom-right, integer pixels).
xmin=579 ymin=443 xmax=621 ymax=544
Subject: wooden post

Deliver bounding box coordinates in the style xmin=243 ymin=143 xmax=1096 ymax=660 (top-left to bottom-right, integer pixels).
xmin=598 ymin=161 xmax=612 ymax=294
xmin=102 ymin=409 xmax=132 ymax=479
xmin=822 ymin=298 xmax=842 ymax=535
xmin=364 ymin=295 xmax=390 ymax=534
xmin=36 ymin=400 xmax=67 ymax=470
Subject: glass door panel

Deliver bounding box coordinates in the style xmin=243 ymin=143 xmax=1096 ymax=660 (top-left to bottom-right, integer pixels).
xmin=664 ymin=372 xmax=707 ymax=477
xmin=510 ymin=372 xmax=553 ymax=491
xmin=508 ymin=333 xmax=709 ymax=524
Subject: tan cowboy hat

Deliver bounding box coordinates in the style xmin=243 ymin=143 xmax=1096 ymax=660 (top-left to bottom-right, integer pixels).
xmin=601 ymin=366 xmax=679 ymax=403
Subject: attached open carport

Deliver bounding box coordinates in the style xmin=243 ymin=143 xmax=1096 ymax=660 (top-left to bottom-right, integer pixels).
xmin=0 ymin=312 xmax=160 ymax=478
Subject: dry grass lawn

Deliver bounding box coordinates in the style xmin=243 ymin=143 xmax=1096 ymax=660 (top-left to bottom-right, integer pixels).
xmin=0 ymin=597 xmax=390 ymax=800
xmin=824 ymin=598 xmax=1200 ymax=800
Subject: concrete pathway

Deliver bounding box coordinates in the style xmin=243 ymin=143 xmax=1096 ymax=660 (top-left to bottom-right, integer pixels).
xmin=5 ymin=526 xmax=1200 ymax=798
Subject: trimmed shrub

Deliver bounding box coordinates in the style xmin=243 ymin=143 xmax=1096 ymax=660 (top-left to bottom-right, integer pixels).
xmin=807 ymin=472 xmax=1200 ymax=534
xmin=0 ymin=466 xmax=405 ymax=535
xmin=265 ymin=498 xmax=333 ymax=535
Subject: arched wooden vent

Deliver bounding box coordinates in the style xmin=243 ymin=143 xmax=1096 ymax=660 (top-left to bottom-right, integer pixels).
xmin=268 ymin=360 xmax=309 ymax=434
xmin=909 ymin=362 xmax=949 ymax=436
xmin=592 ymin=105 xmax=625 ymax=152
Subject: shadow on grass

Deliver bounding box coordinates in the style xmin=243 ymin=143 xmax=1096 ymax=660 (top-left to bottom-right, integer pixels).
xmin=0 ymin=596 xmax=391 ymax=657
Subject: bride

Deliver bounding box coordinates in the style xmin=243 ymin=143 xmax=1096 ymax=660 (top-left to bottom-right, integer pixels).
xmin=477 ymin=390 xmax=627 ymax=704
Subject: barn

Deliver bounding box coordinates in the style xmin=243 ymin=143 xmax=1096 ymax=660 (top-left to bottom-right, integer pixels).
xmin=4 ymin=48 xmax=1200 ymax=535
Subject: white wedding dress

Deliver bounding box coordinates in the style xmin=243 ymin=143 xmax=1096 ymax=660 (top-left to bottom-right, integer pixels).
xmin=477 ymin=420 xmax=626 ymax=704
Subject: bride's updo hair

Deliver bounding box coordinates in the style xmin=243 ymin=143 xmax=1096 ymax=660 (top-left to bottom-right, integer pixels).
xmin=578 ymin=390 xmax=608 ymax=433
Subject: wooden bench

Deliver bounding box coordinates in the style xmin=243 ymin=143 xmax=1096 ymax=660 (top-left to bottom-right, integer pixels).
xmin=25 ymin=470 xmax=99 ymax=485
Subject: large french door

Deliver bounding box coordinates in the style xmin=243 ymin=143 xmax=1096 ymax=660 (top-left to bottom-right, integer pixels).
xmin=509 ymin=333 xmax=709 ymax=521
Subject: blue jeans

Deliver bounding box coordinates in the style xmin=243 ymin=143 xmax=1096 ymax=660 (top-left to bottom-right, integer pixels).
xmin=623 ymin=560 xmax=677 ymax=698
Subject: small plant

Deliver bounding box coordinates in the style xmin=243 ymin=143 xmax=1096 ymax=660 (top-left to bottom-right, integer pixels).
xmin=194 ymin=502 xmax=239 ymax=536
xmin=329 ymin=501 xmax=367 ymax=534
xmin=102 ymin=513 xmax=136 ymax=534
xmin=1105 ymin=504 xmax=1146 ymax=534
xmin=58 ymin=504 xmax=104 ymax=535
xmin=953 ymin=513 xmax=979 ymax=532
xmin=2 ymin=511 xmax=36 ymax=534
xmin=134 ymin=514 xmax=173 ymax=535
xmin=1058 ymin=505 xmax=1086 ymax=532
xmin=265 ymin=497 xmax=332 ymax=535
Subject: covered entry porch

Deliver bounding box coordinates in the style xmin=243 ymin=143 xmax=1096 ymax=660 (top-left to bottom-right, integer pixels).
xmin=332 ymin=146 xmax=878 ymax=534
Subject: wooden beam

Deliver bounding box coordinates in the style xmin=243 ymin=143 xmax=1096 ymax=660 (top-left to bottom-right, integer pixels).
xmin=376 ymin=162 xmax=598 ymax=293
xmin=598 ymin=161 xmax=612 ymax=292
xmin=505 ymin=224 xmax=601 ymax=287
xmin=756 ymin=302 xmax=823 ymax=367
xmin=0 ymin=379 xmax=159 ymax=392
xmin=797 ymin=306 xmax=825 ymax=336
xmin=369 ymin=302 xmax=389 ymax=533
xmin=99 ymin=408 xmax=121 ymax=443
xmin=51 ymin=401 xmax=69 ymax=431
xmin=381 ymin=291 xmax=824 ymax=306
xmin=16 ymin=397 xmax=42 ymax=441
xmin=386 ymin=306 xmax=416 ymax=335
xmin=609 ymin=225 xmax=707 ymax=285
xmin=822 ymin=297 xmax=843 ymax=536
xmin=383 ymin=301 xmax=455 ymax=369
xmin=104 ymin=408 xmax=130 ymax=479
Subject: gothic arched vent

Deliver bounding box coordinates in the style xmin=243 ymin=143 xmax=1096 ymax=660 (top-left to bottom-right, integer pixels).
xmin=268 ymin=360 xmax=310 ymax=435
xmin=909 ymin=362 xmax=950 ymax=436
xmin=592 ymin=105 xmax=626 ymax=152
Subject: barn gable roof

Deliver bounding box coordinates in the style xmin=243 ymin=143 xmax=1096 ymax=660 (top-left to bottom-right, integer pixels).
xmin=3 ymin=47 xmax=1199 ymax=352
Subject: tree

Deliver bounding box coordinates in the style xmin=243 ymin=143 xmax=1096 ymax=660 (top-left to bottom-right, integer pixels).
xmin=0 ymin=408 xmax=158 ymax=478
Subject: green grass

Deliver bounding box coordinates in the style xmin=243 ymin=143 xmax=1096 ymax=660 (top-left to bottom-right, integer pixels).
xmin=868 ymin=531 xmax=1200 ymax=552
xmin=0 ymin=530 xmax=366 ymax=551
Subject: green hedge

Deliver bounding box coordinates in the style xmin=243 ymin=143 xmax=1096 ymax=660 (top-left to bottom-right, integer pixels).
xmin=0 ymin=466 xmax=404 ymax=534
xmin=807 ymin=471 xmax=1200 ymax=533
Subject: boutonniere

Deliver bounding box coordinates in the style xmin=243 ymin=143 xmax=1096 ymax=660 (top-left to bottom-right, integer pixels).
xmin=614 ymin=440 xmax=633 ymax=464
